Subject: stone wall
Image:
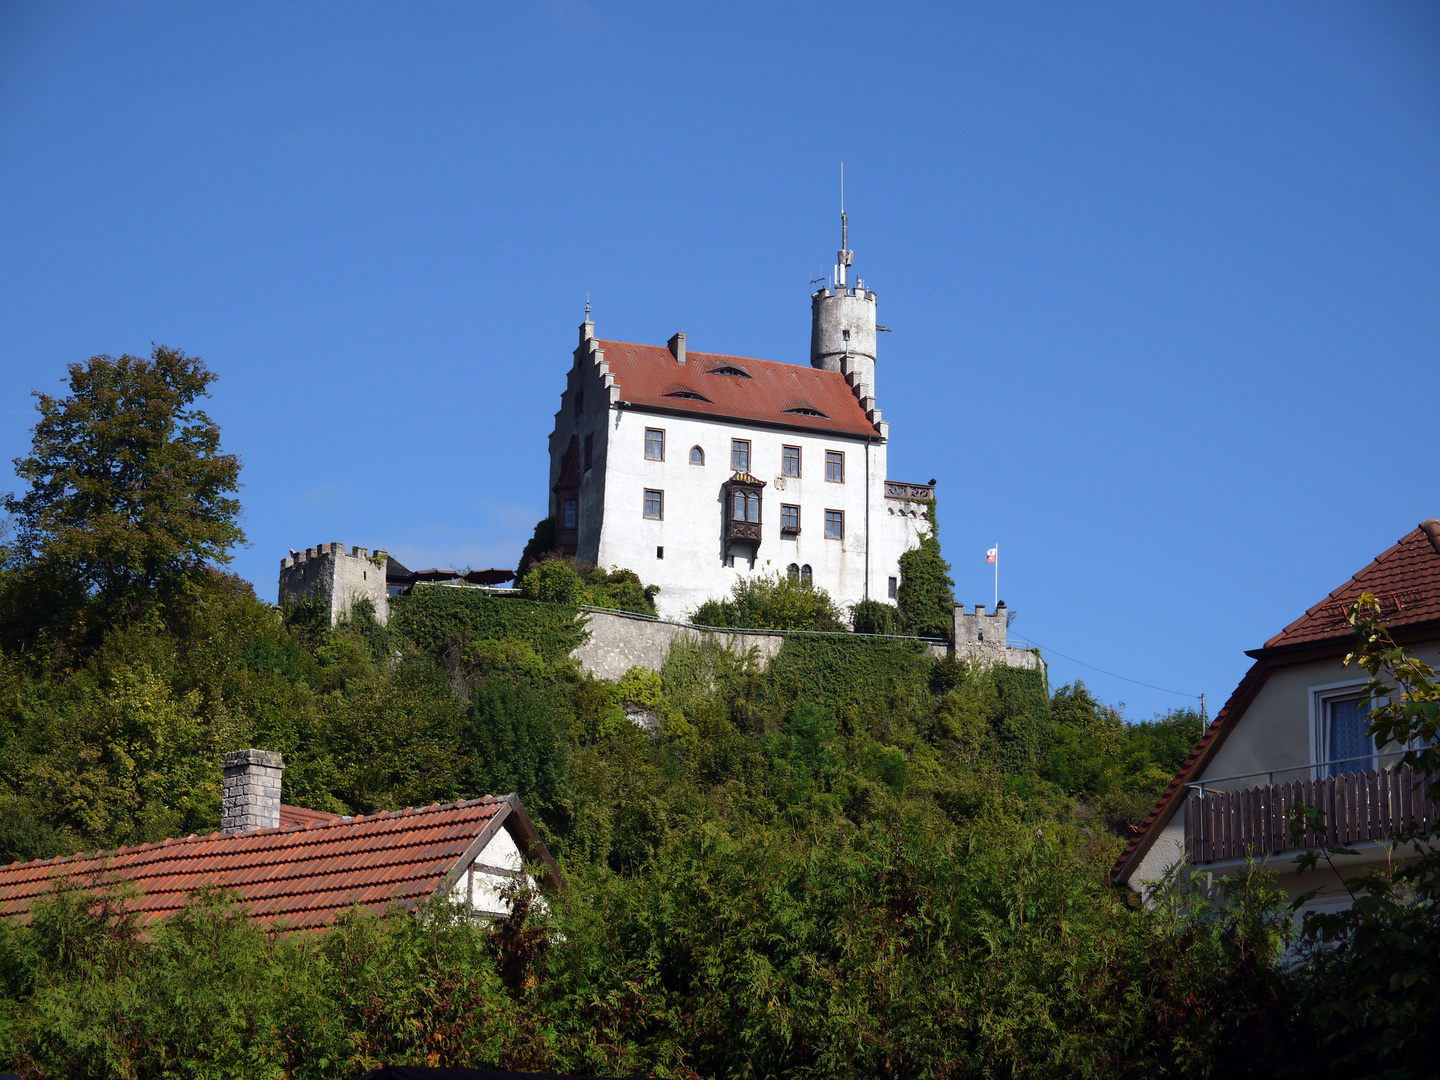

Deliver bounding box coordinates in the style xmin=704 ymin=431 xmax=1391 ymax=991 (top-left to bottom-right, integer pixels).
xmin=279 ymin=542 xmax=390 ymax=626
xmin=952 ymin=601 xmax=1042 ymax=671
xmin=573 ymin=608 xmax=788 ymax=680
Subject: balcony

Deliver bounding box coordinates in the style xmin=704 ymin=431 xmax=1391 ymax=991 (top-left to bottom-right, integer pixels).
xmin=1185 ymin=763 xmax=1437 ymax=865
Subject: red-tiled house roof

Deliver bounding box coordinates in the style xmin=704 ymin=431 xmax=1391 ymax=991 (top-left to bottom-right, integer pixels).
xmin=0 ymin=794 xmax=561 ymax=931
xmin=1112 ymin=521 xmax=1440 ymax=887
xmin=598 ymin=340 xmax=879 ymax=439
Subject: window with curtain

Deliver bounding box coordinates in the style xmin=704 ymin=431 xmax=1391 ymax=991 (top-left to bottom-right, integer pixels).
xmin=1326 ymin=696 xmax=1374 ymax=777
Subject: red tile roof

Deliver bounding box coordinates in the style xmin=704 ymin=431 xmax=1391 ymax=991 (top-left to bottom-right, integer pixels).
xmin=598 ymin=340 xmax=879 ymax=439
xmin=278 ymin=803 xmax=342 ymax=828
xmin=0 ymin=795 xmax=552 ymax=931
xmin=1112 ymin=520 xmax=1440 ymax=886
xmin=1260 ymin=520 xmax=1440 ymax=651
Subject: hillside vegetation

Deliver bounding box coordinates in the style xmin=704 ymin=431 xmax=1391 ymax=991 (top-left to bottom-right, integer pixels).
xmin=2 ymin=349 xmax=1432 ymax=1079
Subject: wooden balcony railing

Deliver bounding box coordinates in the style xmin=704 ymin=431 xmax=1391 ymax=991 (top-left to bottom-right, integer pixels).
xmin=1185 ymin=764 xmax=1438 ymax=864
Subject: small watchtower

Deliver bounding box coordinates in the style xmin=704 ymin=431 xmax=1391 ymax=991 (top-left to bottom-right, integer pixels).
xmin=278 ymin=542 xmax=390 ymax=626
xmin=810 ymin=202 xmax=882 ymax=430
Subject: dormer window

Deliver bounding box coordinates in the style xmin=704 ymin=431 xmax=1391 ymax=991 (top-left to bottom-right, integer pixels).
xmin=784 ymin=407 xmax=828 ymax=418
xmin=708 ymin=365 xmax=751 ymax=378
xmin=666 ymin=390 xmax=712 ymax=401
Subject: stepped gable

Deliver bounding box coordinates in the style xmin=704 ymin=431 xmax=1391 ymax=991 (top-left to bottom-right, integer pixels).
xmin=1259 ymin=520 xmax=1440 ymax=652
xmin=598 ymin=340 xmax=878 ymax=438
xmin=0 ymin=795 xmax=550 ymax=931
xmin=1111 ymin=519 xmax=1440 ymax=886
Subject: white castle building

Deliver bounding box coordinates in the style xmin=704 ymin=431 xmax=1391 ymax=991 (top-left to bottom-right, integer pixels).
xmin=546 ymin=219 xmax=935 ymax=621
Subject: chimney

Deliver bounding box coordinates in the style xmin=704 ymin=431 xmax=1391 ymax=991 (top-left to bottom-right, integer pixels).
xmin=221 ymin=749 xmax=284 ymax=832
xmin=668 ymin=331 xmax=686 ymax=365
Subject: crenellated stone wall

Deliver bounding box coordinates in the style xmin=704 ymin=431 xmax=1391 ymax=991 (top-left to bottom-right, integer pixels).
xmin=279 ymin=542 xmax=390 ymax=626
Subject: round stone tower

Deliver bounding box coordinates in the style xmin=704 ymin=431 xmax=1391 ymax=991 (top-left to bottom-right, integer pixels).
xmin=810 ymin=210 xmax=878 ymax=417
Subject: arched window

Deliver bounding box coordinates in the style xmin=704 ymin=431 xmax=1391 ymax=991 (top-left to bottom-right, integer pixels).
xmin=732 ymin=490 xmax=746 ymax=520
xmin=801 ymin=564 xmax=813 ymax=582
xmin=747 ymin=492 xmax=761 ymax=523
xmin=787 ymin=563 xmax=800 ymax=580
xmin=690 ymin=445 xmax=704 ymax=465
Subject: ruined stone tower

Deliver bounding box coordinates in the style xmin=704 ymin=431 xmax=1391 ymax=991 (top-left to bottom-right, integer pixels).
xmin=278 ymin=542 xmax=390 ymax=626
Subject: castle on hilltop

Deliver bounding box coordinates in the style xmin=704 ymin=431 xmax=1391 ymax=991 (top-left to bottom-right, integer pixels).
xmin=545 ymin=214 xmax=935 ymax=620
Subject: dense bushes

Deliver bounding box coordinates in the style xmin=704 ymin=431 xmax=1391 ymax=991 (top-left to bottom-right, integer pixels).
xmin=518 ymin=555 xmax=660 ymax=616
xmin=692 ymin=571 xmax=845 ymax=631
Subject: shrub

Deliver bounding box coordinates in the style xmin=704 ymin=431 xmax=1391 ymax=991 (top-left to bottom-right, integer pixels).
xmin=850 ymin=598 xmax=904 ymax=635
xmin=692 ymin=572 xmax=845 ymax=632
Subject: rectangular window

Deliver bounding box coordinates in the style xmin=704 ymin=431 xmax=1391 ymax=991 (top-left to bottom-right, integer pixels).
xmin=825 ymin=450 xmax=845 ymax=483
xmin=782 ymin=445 xmax=801 ymax=477
xmin=888 ymin=576 xmax=898 ymax=599
xmin=824 ymin=509 xmax=844 ymax=539
xmin=781 ymin=504 xmax=800 ymax=532
xmin=656 ymin=546 xmax=664 ymax=559
xmin=645 ymin=428 xmax=665 ymax=461
xmin=644 ymin=489 xmax=663 ymax=520
xmin=563 ymin=498 xmax=577 ymax=529
xmin=1325 ymin=695 xmax=1376 ymax=777
xmin=583 ymin=434 xmax=593 ymax=470
xmin=731 ymin=439 xmax=751 ymax=472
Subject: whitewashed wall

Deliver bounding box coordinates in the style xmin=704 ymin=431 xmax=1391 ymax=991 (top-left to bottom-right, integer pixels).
xmin=590 ymin=408 xmax=927 ymax=620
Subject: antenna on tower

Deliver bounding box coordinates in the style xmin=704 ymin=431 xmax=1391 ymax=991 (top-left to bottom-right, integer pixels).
xmin=835 ymin=162 xmax=853 ymax=287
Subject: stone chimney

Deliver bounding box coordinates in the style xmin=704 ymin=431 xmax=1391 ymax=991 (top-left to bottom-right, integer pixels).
xmin=668 ymin=331 xmax=686 ymax=365
xmin=221 ymin=749 xmax=284 ymax=833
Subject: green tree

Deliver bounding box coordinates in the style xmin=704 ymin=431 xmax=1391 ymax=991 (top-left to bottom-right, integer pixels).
xmin=4 ymin=346 xmax=243 ymax=625
xmin=896 ymin=500 xmax=954 ymax=639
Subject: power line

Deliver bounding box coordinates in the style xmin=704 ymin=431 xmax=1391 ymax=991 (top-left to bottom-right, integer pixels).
xmin=1008 ymin=633 xmax=1201 ymax=701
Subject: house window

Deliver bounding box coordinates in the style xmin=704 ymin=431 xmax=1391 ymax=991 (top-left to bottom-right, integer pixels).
xmin=731 ymin=439 xmax=750 ymax=472
xmin=787 ymin=563 xmax=800 ymax=580
xmin=1323 ymin=693 xmax=1378 ymax=777
xmin=690 ymin=445 xmax=704 ymax=465
xmin=562 ymin=498 xmax=577 ymax=529
xmin=800 ymin=564 xmax=812 ymax=582
xmin=644 ymin=489 xmax=664 ymax=520
xmin=731 ymin=489 xmax=761 ymax=523
xmin=888 ymin=576 xmax=898 ymax=599
xmin=824 ymin=509 xmax=843 ymax=539
xmin=584 ymin=434 xmax=594 ymax=470
xmin=781 ymin=504 xmax=800 ymax=532
xmin=782 ymin=445 xmax=801 ymax=477
xmin=825 ymin=450 xmax=844 ymax=483
xmin=645 ymin=428 xmax=665 ymax=461
xmin=657 ymin=546 xmax=664 ymax=559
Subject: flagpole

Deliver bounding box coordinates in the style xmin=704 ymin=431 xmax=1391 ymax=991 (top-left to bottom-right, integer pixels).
xmin=994 ymin=542 xmax=998 ymax=607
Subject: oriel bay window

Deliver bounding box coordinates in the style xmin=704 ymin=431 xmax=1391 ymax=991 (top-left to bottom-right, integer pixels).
xmin=723 ymin=473 xmax=765 ymax=562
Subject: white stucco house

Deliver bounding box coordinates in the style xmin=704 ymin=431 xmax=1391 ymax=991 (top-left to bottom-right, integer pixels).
xmin=1113 ymin=521 xmax=1440 ymax=914
xmin=545 ymin=221 xmax=934 ymax=621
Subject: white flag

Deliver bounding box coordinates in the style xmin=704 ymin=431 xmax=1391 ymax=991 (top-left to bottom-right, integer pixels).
xmin=986 ymin=547 xmax=997 ymax=564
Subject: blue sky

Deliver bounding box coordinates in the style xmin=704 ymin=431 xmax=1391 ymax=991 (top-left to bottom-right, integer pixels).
xmin=2 ymin=2 xmax=1437 ymax=721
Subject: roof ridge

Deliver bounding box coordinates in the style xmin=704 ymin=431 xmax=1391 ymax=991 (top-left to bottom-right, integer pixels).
xmin=0 ymin=795 xmax=511 ymax=873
